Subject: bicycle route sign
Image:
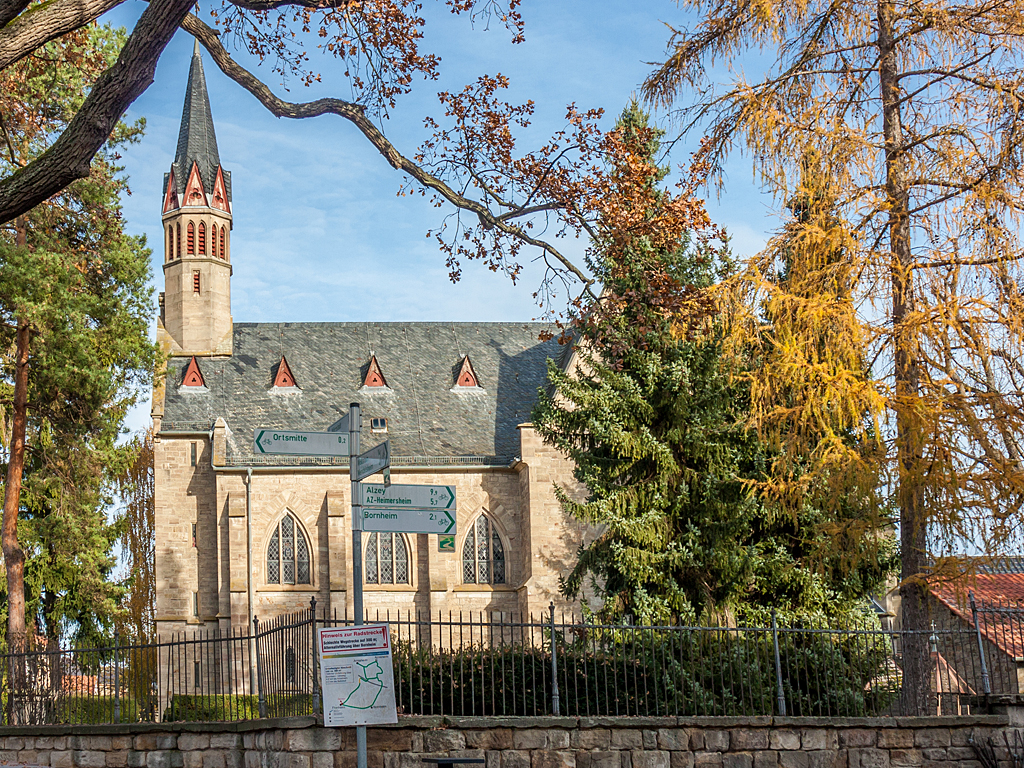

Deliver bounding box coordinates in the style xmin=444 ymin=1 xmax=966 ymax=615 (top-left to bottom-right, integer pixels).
xmin=318 ymin=624 xmax=397 ymax=727
xmin=253 ymin=429 xmax=349 ymax=456
xmin=359 ymin=483 xmax=456 ymax=534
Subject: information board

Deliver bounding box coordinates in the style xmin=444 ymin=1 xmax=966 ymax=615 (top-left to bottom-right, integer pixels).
xmin=318 ymin=624 xmax=398 ymax=727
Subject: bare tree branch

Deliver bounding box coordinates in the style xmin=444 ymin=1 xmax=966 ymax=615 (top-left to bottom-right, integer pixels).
xmin=183 ymin=13 xmax=596 ymax=293
xmin=0 ymin=0 xmax=193 ymax=223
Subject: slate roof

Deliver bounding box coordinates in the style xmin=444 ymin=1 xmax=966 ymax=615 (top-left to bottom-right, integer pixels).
xmin=167 ymin=41 xmax=231 ymax=204
xmin=159 ymin=322 xmax=570 ymax=466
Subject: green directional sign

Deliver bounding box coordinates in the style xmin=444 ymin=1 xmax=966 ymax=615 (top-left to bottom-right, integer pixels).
xmin=359 ymin=483 xmax=457 ymax=534
xmin=254 ymin=429 xmax=349 ymax=456
xmin=360 ymin=483 xmax=454 ymax=510
xmin=361 ymin=506 xmax=456 ymax=535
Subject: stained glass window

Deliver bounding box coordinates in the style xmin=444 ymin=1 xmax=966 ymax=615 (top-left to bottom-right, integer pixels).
xmin=365 ymin=532 xmax=409 ymax=584
xmin=266 ymin=514 xmax=311 ymax=585
xmin=462 ymin=514 xmax=506 ymax=585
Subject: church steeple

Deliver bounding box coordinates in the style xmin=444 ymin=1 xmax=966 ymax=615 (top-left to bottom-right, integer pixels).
xmin=158 ymin=42 xmax=234 ymax=358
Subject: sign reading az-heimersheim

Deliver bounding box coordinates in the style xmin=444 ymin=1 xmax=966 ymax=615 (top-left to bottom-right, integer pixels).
xmin=359 ymin=483 xmax=456 ymax=534
xmin=360 ymin=484 xmax=454 ymax=511
xmin=254 ymin=429 xmax=350 ymax=457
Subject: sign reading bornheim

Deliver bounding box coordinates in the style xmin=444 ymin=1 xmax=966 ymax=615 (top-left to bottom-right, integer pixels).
xmin=361 ymin=506 xmax=456 ymax=535
xmin=254 ymin=429 xmax=350 ymax=456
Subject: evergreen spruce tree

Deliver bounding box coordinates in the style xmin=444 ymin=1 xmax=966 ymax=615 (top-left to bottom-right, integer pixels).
xmin=534 ymin=106 xmax=893 ymax=625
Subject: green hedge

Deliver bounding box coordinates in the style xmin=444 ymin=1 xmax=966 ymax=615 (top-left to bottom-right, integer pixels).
xmin=163 ymin=694 xmax=258 ymax=722
xmin=53 ymin=696 xmax=146 ymax=724
xmin=163 ymin=692 xmax=313 ymax=721
xmin=390 ymin=627 xmax=897 ymax=717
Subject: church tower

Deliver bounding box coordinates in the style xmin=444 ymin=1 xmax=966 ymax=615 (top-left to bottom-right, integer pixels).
xmin=158 ymin=41 xmax=233 ymax=356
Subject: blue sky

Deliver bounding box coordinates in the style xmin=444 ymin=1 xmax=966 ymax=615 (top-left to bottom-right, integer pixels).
xmin=103 ymin=0 xmax=779 ymax=429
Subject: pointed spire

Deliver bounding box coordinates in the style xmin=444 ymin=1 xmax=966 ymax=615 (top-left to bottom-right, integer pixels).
xmin=172 ymin=42 xmax=229 ymax=206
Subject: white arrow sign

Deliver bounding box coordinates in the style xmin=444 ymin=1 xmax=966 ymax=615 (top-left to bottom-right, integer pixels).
xmin=354 ymin=440 xmax=390 ymax=481
xmin=361 ymin=506 xmax=456 ymax=535
xmin=254 ymin=429 xmax=350 ymax=456
xmin=360 ymin=484 xmax=454 ymax=511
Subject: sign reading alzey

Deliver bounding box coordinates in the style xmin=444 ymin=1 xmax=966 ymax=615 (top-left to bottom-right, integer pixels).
xmin=318 ymin=625 xmax=397 ymax=727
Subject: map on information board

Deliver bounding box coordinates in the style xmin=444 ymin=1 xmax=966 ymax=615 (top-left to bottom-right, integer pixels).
xmin=318 ymin=625 xmax=398 ymax=727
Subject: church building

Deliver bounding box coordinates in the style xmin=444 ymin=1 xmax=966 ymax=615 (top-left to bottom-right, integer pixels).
xmin=150 ymin=44 xmax=587 ymax=642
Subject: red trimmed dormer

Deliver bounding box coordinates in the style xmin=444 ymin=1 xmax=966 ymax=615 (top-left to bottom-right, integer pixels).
xmin=182 ymin=356 xmax=206 ymax=387
xmin=184 ymin=162 xmax=206 ymax=207
xmin=211 ymin=167 xmax=230 ymax=213
xmin=163 ymin=168 xmax=179 ymax=213
xmin=455 ymin=355 xmax=479 ymax=388
xmin=273 ymin=356 xmax=297 ymax=388
xmin=364 ymin=356 xmax=387 ymax=388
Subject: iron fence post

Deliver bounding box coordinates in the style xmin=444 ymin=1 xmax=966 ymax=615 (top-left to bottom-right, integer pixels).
xmin=113 ymin=629 xmax=121 ymax=724
xmin=311 ymin=597 xmax=320 ymax=717
xmin=254 ymin=616 xmax=267 ymax=718
xmin=970 ymin=591 xmax=991 ymax=696
xmin=549 ymin=602 xmax=560 ymax=716
xmin=771 ymin=609 xmax=786 ymax=716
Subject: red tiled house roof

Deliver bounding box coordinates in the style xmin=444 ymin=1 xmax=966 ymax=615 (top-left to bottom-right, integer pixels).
xmin=931 ymin=563 xmax=1024 ymax=660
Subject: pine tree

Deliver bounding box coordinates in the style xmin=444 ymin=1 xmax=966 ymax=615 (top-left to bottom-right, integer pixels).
xmin=0 ymin=23 xmax=155 ymax=650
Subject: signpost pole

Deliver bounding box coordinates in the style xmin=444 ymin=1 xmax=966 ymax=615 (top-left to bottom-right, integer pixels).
xmin=348 ymin=403 xmax=367 ymax=768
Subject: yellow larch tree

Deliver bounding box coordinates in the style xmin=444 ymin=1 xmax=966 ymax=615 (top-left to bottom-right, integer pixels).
xmin=645 ymin=0 xmax=1024 ymax=711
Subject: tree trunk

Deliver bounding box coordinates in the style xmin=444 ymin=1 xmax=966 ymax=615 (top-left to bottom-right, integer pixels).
xmin=877 ymin=0 xmax=930 ymax=715
xmin=2 ymin=313 xmax=29 ymax=654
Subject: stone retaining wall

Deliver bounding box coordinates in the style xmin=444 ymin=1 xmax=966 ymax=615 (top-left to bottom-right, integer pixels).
xmin=0 ymin=715 xmax=1014 ymax=768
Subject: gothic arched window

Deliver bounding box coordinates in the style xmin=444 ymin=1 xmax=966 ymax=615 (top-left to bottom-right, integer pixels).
xmin=220 ymin=227 xmax=226 ymax=258
xmin=266 ymin=514 xmax=311 ymax=585
xmin=364 ymin=532 xmax=409 ymax=584
xmin=167 ymin=227 xmax=172 ymax=262
xmin=463 ymin=515 xmax=505 ymax=584
xmin=176 ymin=223 xmax=181 ymax=258
xmin=198 ymin=221 xmax=206 ymax=255
xmin=211 ymin=223 xmax=217 ymax=255
xmin=187 ymin=222 xmax=195 ymax=254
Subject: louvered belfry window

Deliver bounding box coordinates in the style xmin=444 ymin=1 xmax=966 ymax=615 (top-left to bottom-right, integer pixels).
xmin=364 ymin=532 xmax=409 ymax=584
xmin=187 ymin=222 xmax=195 ymax=254
xmin=198 ymin=221 xmax=206 ymax=255
xmin=463 ymin=515 xmax=505 ymax=584
xmin=267 ymin=514 xmax=311 ymax=585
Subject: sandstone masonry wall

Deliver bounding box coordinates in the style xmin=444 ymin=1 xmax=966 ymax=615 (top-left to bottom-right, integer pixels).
xmin=0 ymin=715 xmax=1015 ymax=768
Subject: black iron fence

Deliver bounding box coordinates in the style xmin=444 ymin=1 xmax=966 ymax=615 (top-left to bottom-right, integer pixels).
xmin=0 ymin=596 xmax=1019 ymax=725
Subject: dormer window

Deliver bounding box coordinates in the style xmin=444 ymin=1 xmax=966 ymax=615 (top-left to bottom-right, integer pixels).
xmin=371 ymin=418 xmax=388 ymax=434
xmin=363 ymin=356 xmax=387 ymax=388
xmin=454 ymin=355 xmax=481 ymax=389
xmin=182 ymin=356 xmax=206 ymax=387
xmin=272 ymin=356 xmax=298 ymax=389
